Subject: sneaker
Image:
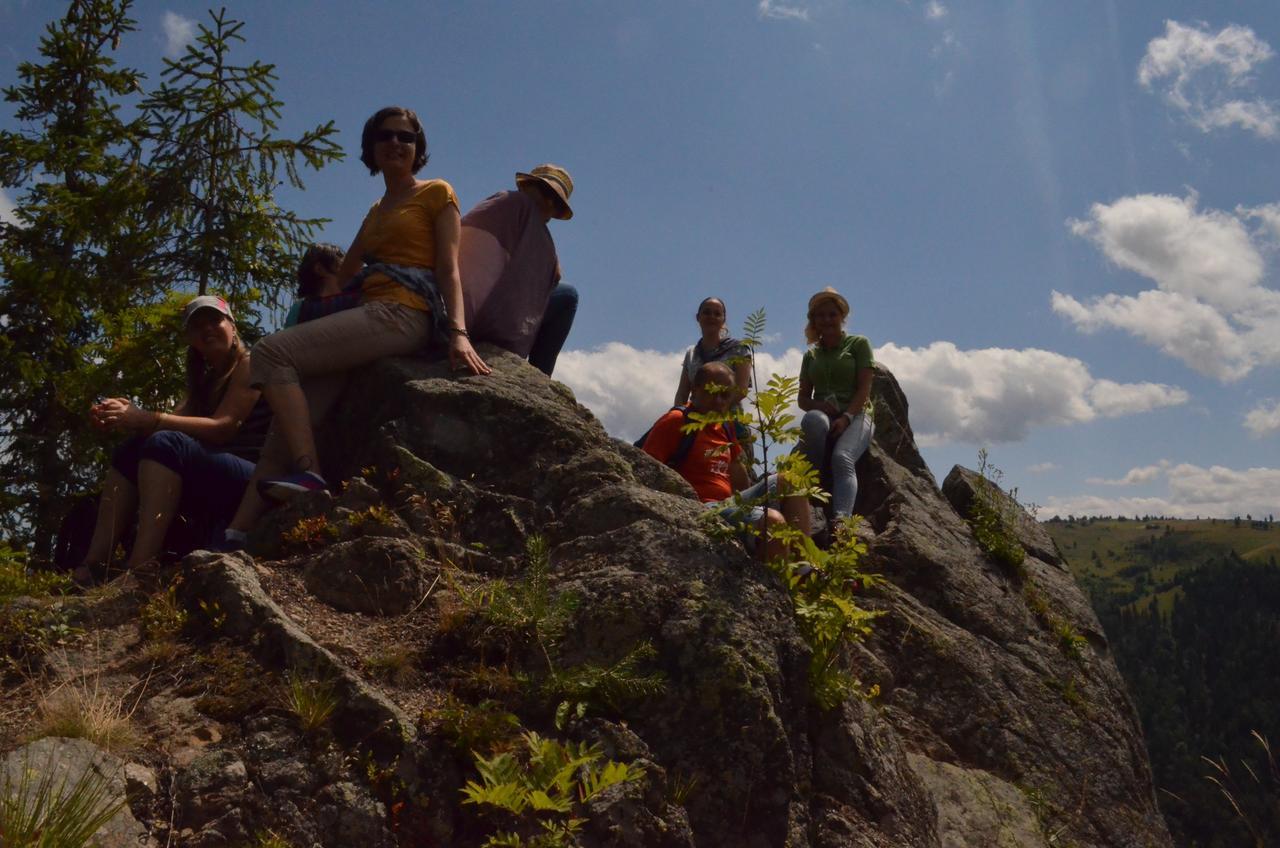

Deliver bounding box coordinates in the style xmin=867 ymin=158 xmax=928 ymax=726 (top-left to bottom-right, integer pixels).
xmin=210 ymin=531 xmax=247 ymax=553
xmin=257 ymin=471 xmax=327 ymax=503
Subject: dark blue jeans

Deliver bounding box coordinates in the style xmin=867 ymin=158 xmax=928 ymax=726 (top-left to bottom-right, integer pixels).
xmin=528 ymin=283 xmax=578 ymax=377
xmin=112 ymin=431 xmax=254 ymax=548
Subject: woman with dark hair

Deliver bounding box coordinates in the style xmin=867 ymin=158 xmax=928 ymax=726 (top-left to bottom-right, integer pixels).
xmin=283 ymin=243 xmax=347 ymax=328
xmin=72 ymin=296 xmax=268 ymax=585
xmin=222 ymin=106 xmax=487 ymax=545
xmin=797 ymin=287 xmax=875 ymax=520
xmin=672 ymin=297 xmax=751 ymax=407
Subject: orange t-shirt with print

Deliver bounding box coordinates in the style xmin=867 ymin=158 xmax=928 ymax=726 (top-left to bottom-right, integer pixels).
xmin=641 ymin=408 xmax=741 ymax=502
xmin=356 ymin=179 xmax=459 ymax=311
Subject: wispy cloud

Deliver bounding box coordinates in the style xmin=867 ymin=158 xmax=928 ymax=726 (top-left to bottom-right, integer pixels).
xmin=757 ymin=0 xmax=809 ymax=22
xmin=1244 ymin=399 xmax=1280 ymax=437
xmin=924 ymin=1 xmax=948 ymax=21
xmin=161 ymin=10 xmax=197 ymax=58
xmin=555 ymin=340 xmax=1187 ymax=447
xmin=1057 ymin=190 xmax=1280 ymax=381
xmin=1138 ymin=20 xmax=1279 ymax=139
xmin=1044 ymin=462 xmax=1280 ymax=519
xmin=1028 ymin=462 xmax=1059 ymax=473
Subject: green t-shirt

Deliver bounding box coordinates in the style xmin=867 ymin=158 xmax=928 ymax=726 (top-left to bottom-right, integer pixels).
xmin=800 ymin=334 xmax=875 ymax=409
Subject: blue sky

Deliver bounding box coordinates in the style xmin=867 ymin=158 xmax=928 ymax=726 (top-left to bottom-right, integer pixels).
xmin=2 ymin=1 xmax=1278 ymax=519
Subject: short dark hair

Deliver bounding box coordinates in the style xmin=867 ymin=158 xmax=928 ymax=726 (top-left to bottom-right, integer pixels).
xmin=693 ymin=361 xmax=733 ymax=388
xmin=359 ymin=106 xmax=429 ymax=175
xmin=296 ymin=243 xmax=345 ymax=297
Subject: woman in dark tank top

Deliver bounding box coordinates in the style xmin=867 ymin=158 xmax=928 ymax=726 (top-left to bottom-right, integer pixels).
xmin=71 ymin=296 xmax=270 ymax=585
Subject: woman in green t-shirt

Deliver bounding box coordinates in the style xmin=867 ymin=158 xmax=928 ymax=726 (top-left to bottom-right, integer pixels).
xmin=797 ymin=287 xmax=875 ymax=519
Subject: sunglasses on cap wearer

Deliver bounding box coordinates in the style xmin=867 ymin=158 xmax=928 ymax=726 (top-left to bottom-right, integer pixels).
xmin=375 ymin=129 xmax=417 ymax=144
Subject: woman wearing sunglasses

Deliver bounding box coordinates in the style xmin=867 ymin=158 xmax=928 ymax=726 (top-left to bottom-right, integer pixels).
xmin=222 ymin=106 xmax=488 ymax=546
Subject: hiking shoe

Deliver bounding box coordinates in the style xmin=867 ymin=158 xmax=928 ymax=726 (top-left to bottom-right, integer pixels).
xmin=210 ymin=532 xmax=247 ymax=553
xmin=257 ymin=471 xmax=327 ymax=503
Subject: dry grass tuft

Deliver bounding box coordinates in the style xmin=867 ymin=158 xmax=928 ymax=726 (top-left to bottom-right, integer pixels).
xmin=34 ymin=673 xmax=140 ymax=754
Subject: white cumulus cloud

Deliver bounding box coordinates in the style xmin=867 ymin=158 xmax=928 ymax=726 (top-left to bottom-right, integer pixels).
xmin=1059 ymin=191 xmax=1280 ymax=381
xmin=1138 ymin=20 xmax=1279 ymax=139
xmin=161 ymin=11 xmax=198 ymax=57
xmin=1087 ymin=460 xmax=1171 ymax=486
xmin=556 ymin=341 xmax=1188 ymax=447
xmin=875 ymin=341 xmax=1187 ymax=445
xmin=1044 ymin=462 xmax=1280 ymax=519
xmin=1244 ymin=399 xmax=1280 ymax=437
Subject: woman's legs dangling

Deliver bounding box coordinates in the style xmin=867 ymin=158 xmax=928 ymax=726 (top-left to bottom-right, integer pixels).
xmin=127 ymin=459 xmax=183 ymax=567
xmin=76 ymin=468 xmax=137 ymax=581
xmin=829 ymin=413 xmax=873 ymax=518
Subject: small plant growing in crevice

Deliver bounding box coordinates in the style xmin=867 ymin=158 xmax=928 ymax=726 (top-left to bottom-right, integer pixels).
xmin=461 ymin=731 xmax=645 ymax=847
xmin=282 ymin=515 xmax=337 ymax=552
xmin=967 ymin=449 xmax=1027 ymax=576
xmin=139 ymin=578 xmax=189 ymax=662
xmin=542 ymin=641 xmax=667 ymax=730
xmin=456 ymin=535 xmax=578 ymax=669
xmin=0 ymin=750 xmax=125 ymax=848
xmin=364 ymin=646 xmax=418 ymax=686
xmin=1023 ymin=584 xmax=1089 ymax=663
xmin=283 ymin=671 xmax=338 ymax=734
xmin=423 ymin=695 xmax=521 ymax=755
xmin=346 ymin=504 xmax=399 ymax=532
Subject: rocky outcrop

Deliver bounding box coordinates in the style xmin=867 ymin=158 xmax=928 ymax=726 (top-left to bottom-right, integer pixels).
xmin=3 ymin=349 xmax=1170 ymax=847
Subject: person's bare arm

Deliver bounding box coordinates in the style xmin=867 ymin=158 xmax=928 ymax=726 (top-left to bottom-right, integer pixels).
xmin=436 ymin=205 xmax=490 ymax=375
xmin=334 ymin=227 xmax=367 ymax=289
xmin=103 ymin=359 xmax=260 ymax=444
xmin=674 ymin=369 xmax=692 ymax=407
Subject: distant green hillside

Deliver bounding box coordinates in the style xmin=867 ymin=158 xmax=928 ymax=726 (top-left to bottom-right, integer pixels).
xmin=1044 ymin=516 xmax=1279 ymax=613
xmin=1044 ymin=516 xmax=1280 ymax=847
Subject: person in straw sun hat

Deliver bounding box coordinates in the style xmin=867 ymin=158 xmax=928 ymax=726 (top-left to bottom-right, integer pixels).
xmin=459 ymin=163 xmax=579 ymax=376
xmin=797 ymin=286 xmax=876 ymax=520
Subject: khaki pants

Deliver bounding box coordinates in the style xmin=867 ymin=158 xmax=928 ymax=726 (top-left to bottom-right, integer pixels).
xmin=249 ymin=301 xmax=433 ymax=474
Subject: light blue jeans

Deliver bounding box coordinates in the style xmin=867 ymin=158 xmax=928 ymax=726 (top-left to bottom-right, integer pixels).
xmin=799 ymin=409 xmax=874 ymax=518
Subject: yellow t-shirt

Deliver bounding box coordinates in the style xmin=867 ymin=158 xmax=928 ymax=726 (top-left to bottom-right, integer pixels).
xmin=356 ymin=179 xmax=459 ymax=311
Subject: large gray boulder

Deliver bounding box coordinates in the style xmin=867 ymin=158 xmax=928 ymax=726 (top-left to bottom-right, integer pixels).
xmin=177 ymin=349 xmax=1168 ymax=847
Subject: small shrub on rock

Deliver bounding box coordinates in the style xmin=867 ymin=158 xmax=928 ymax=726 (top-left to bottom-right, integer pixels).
xmin=967 ymin=450 xmax=1027 ymax=576
xmin=461 ymin=731 xmax=644 ymax=847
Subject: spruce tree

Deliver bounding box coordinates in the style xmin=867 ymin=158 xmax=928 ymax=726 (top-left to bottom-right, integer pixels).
xmin=0 ymin=0 xmax=159 ymax=559
xmin=140 ymin=7 xmax=342 ymax=317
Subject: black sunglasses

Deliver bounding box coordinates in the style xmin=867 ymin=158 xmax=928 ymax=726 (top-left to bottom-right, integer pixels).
xmin=375 ymin=128 xmax=417 ymax=145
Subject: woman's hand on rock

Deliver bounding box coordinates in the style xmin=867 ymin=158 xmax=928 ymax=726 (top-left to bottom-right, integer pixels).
xmin=450 ymin=335 xmax=491 ymax=376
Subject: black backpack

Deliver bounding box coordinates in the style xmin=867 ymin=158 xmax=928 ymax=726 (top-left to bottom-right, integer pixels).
xmin=634 ymin=406 xmax=736 ymax=470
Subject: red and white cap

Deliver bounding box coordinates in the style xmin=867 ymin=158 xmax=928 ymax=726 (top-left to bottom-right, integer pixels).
xmin=182 ymin=295 xmax=234 ymax=328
